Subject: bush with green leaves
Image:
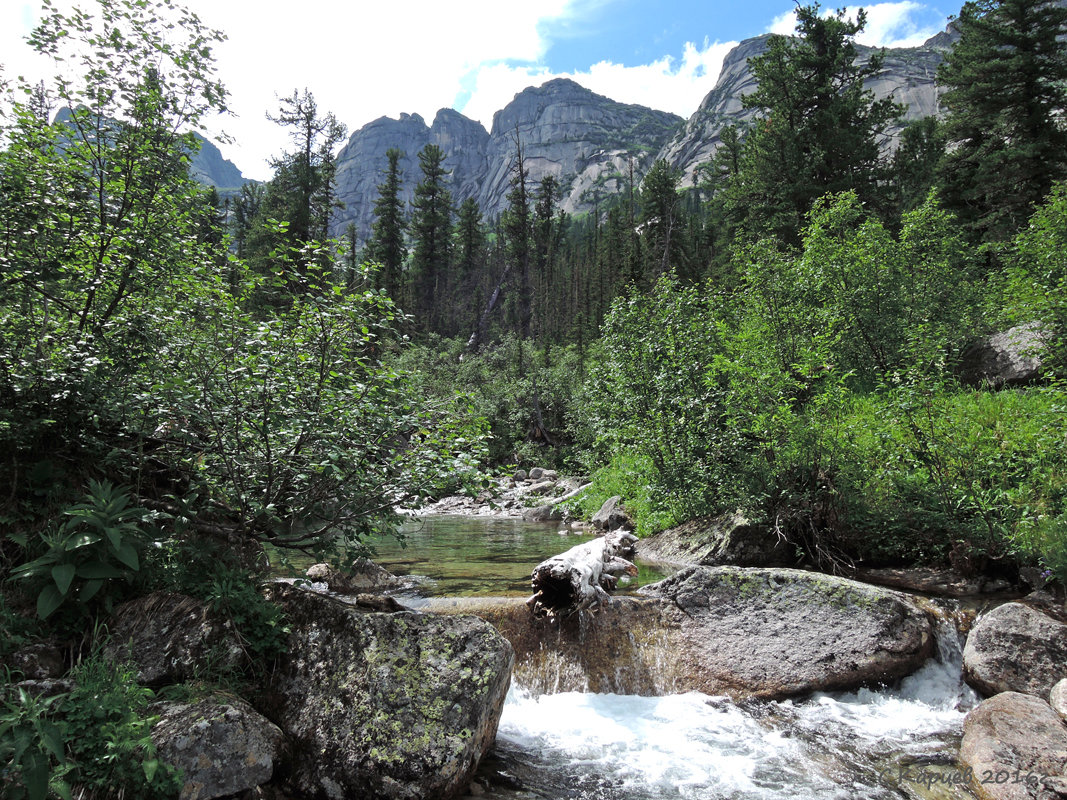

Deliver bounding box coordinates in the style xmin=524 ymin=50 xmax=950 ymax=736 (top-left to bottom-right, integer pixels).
xmin=0 ymin=1 xmax=487 ymax=570
xmin=11 ymin=481 xmax=151 ymax=624
xmin=1 ymin=652 xmax=181 ymax=800
xmin=577 ymin=189 xmax=1066 ymax=580
xmin=393 ymin=332 xmax=582 ymax=472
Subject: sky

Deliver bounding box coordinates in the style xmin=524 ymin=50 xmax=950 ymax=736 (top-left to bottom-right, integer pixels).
xmin=0 ymin=0 xmax=951 ymax=181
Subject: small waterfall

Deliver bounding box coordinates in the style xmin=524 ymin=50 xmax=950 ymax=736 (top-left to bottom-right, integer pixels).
xmin=470 ymin=598 xmax=979 ymax=800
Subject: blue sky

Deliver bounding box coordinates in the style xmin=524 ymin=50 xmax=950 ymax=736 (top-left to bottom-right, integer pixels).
xmin=1 ymin=0 xmax=951 ymax=180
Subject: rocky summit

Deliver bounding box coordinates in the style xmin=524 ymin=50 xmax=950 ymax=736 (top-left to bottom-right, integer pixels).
xmin=331 ymin=78 xmax=681 ymax=241
xmin=327 ymin=23 xmax=960 ymax=243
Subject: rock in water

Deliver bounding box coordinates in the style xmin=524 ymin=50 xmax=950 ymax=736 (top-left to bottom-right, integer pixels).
xmin=638 ymin=512 xmax=791 ymax=567
xmin=264 ymin=583 xmax=513 ymax=800
xmin=963 ymin=602 xmax=1067 ymax=699
xmin=152 ymin=697 xmax=284 ymax=800
xmin=640 ymin=566 xmax=933 ymax=699
xmin=591 ymin=495 xmax=630 ymax=531
xmin=959 ymin=692 xmax=1067 ymax=800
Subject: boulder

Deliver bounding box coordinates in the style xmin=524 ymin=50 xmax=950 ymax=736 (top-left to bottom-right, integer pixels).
xmin=264 ymin=583 xmax=513 ymax=800
xmin=591 ymin=496 xmax=630 ymax=531
xmin=104 ymin=593 xmax=244 ymax=686
xmin=963 ymin=602 xmax=1067 ymax=699
xmin=959 ymin=322 xmax=1049 ymax=388
xmin=528 ymin=467 xmax=545 ymax=480
xmin=152 ymin=697 xmax=285 ymax=800
xmin=306 ymin=559 xmax=402 ymax=594
xmin=639 ymin=566 xmax=933 ymax=699
xmin=512 ymin=469 xmax=528 ymax=482
xmin=959 ymin=691 xmax=1067 ymax=800
xmin=638 ymin=512 xmax=791 ymax=567
xmin=522 ymin=504 xmax=562 ymax=522
xmin=1052 ymin=679 xmax=1067 ymax=722
xmin=8 ymin=642 xmax=65 ymax=680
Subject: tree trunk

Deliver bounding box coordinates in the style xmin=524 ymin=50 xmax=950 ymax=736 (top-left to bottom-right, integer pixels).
xmin=527 ymin=530 xmax=639 ymax=619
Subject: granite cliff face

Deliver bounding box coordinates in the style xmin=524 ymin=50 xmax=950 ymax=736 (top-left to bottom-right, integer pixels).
xmin=332 ymin=110 xmax=489 ymax=241
xmin=656 ymin=33 xmax=947 ymax=187
xmin=475 ymin=78 xmax=682 ymax=219
xmin=331 ymin=23 xmax=960 ymax=240
xmin=330 ymin=79 xmax=681 ymax=240
xmin=190 ymin=132 xmax=249 ymax=191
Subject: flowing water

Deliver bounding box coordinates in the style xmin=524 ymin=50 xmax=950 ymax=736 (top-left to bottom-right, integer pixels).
xmin=478 ymin=617 xmax=979 ymax=800
xmin=289 ymin=515 xmax=981 ymax=799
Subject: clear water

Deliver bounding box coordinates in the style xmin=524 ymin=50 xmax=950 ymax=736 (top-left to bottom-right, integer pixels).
xmin=364 ymin=515 xmax=670 ymax=597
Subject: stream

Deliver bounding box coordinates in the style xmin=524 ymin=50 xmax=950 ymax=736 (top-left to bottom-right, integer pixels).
xmin=365 ymin=516 xmax=980 ymax=799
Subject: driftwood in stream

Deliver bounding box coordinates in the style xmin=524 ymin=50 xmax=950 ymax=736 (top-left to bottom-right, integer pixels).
xmin=527 ymin=530 xmax=639 ymax=619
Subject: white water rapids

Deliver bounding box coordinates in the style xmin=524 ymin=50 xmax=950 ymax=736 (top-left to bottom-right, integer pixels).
xmin=477 ymin=619 xmax=979 ymax=800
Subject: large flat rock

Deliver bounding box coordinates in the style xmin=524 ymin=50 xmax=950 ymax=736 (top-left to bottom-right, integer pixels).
xmin=640 ymin=566 xmax=934 ymax=699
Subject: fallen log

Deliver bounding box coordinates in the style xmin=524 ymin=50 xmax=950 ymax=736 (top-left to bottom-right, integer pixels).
xmin=527 ymin=530 xmax=639 ymax=619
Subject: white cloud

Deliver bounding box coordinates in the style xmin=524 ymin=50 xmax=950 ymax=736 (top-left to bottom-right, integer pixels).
xmin=3 ymin=0 xmax=579 ymax=180
xmin=459 ymin=38 xmax=738 ymax=135
xmin=766 ymin=2 xmax=944 ymax=48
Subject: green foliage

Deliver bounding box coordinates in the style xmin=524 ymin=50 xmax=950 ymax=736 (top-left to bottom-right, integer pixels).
xmin=729 ymin=4 xmax=901 ymax=243
xmin=142 ymin=536 xmax=289 ymax=670
xmin=937 ymin=0 xmax=1067 ymax=242
xmin=0 ymin=652 xmax=181 ymax=800
xmin=11 ymin=482 xmax=150 ymax=623
xmin=62 ymin=654 xmax=181 ymax=799
xmin=0 ymin=687 xmax=71 ymax=800
xmin=579 ymin=188 xmax=1067 ymax=580
xmin=395 ymin=334 xmax=578 ymax=470
xmin=367 ymin=148 xmax=408 ymax=300
xmin=562 ymin=453 xmax=678 ymax=536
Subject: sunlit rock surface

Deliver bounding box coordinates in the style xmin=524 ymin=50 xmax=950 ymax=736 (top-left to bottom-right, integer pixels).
xmin=263 ymin=583 xmax=513 ymax=800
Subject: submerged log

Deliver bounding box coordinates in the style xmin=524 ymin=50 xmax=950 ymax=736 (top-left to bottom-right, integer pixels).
xmin=527 ymin=530 xmax=639 ymax=619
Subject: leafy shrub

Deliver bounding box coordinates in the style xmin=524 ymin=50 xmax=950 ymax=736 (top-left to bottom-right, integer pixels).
xmin=0 ymin=652 xmax=181 ymax=800
xmin=11 ymin=482 xmax=151 ymax=624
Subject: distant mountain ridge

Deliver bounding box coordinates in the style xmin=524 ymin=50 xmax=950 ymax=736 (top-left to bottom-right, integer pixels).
xmin=328 ymin=22 xmax=961 ymax=242
xmin=330 ymin=78 xmax=682 ymax=240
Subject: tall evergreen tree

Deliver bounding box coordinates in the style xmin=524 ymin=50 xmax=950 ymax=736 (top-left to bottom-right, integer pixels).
xmin=452 ymin=197 xmax=487 ymax=336
xmin=640 ymin=159 xmax=686 ymax=282
xmin=729 ymin=4 xmax=901 ymax=244
xmin=367 ymin=148 xmax=407 ymax=301
xmin=937 ymin=0 xmax=1067 ymax=242
xmin=409 ymin=143 xmax=453 ymax=331
xmin=262 ymin=89 xmax=347 ymax=244
xmin=504 ymin=133 xmax=533 ymax=338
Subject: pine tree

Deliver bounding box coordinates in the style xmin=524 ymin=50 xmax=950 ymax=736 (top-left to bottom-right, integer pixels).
xmin=452 ymin=197 xmax=487 ymax=336
xmin=367 ymin=148 xmax=407 ymax=301
xmin=504 ymin=133 xmax=533 ymax=338
xmin=263 ymin=89 xmax=347 ymax=244
xmin=729 ymin=4 xmax=901 ymax=244
xmin=409 ymin=143 xmax=453 ymax=331
xmin=640 ymin=159 xmax=686 ymax=282
xmin=937 ymin=0 xmax=1067 ymax=241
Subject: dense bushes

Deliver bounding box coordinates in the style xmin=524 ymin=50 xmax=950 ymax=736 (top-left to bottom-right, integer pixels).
xmin=572 ymin=190 xmax=1067 ymax=580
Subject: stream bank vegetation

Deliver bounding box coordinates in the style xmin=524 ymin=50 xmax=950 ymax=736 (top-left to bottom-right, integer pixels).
xmin=2 ymin=0 xmax=1066 ymax=796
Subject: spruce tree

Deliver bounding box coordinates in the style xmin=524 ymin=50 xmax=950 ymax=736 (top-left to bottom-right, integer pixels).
xmin=640 ymin=159 xmax=686 ymax=282
xmin=410 ymin=143 xmax=453 ymax=331
xmin=729 ymin=4 xmax=901 ymax=244
xmin=367 ymin=148 xmax=407 ymax=301
xmin=937 ymin=0 xmax=1067 ymax=242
